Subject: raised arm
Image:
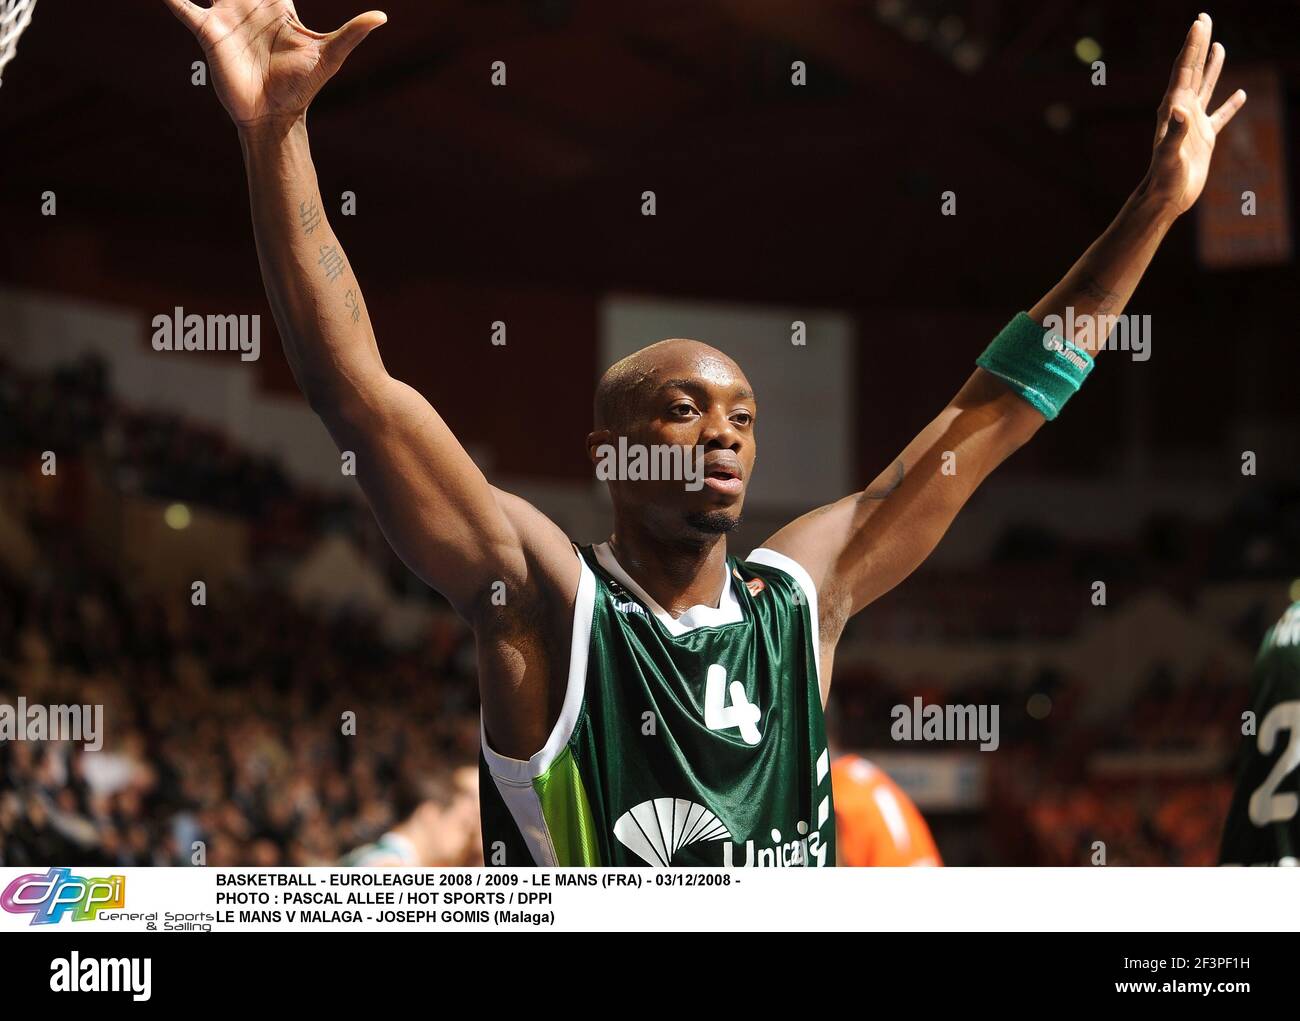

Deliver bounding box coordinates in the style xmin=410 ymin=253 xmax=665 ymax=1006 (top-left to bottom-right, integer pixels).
xmin=162 ymin=1 xmax=578 ymax=621
xmin=763 ymin=14 xmax=1245 ymax=653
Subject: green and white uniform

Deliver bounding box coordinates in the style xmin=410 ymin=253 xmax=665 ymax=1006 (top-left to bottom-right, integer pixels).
xmin=1220 ymin=601 xmax=1300 ymax=866
xmin=479 ymin=542 xmax=835 ymax=866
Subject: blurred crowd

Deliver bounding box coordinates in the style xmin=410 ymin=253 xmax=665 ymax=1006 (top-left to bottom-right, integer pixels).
xmin=1017 ymin=778 xmax=1234 ymax=866
xmin=1 ymin=354 xmax=290 ymax=517
xmin=0 ymin=353 xmax=369 ymax=566
xmin=0 ymin=540 xmax=483 ymax=867
xmin=833 ymin=661 xmax=1248 ymax=865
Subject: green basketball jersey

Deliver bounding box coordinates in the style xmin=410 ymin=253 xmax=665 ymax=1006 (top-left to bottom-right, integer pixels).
xmin=1220 ymin=601 xmax=1300 ymax=866
xmin=479 ymin=542 xmax=836 ymax=866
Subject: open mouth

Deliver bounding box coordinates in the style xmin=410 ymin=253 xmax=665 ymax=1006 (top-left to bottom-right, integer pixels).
xmin=702 ymin=465 xmax=743 ymax=494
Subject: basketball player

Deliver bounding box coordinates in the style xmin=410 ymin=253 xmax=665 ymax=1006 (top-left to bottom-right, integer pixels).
xmin=1220 ymin=602 xmax=1300 ymax=866
xmin=162 ymin=3 xmax=1245 ymax=866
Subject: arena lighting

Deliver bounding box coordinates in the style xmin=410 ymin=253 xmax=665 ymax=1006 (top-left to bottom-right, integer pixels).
xmin=164 ymin=503 xmax=192 ymax=530
xmin=1044 ymin=101 xmax=1073 ymax=132
xmin=1026 ymin=693 xmax=1053 ymax=720
xmin=872 ymin=0 xmax=985 ymax=74
xmin=875 ymin=0 xmax=906 ymax=27
xmin=936 ymin=14 xmax=963 ymax=46
xmin=951 ymin=40 xmax=984 ymax=72
xmin=901 ymin=14 xmax=930 ymax=43
xmin=1074 ymin=36 xmax=1102 ymax=64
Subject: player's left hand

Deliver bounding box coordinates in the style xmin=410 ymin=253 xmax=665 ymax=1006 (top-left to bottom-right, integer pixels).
xmin=1144 ymin=13 xmax=1246 ymax=217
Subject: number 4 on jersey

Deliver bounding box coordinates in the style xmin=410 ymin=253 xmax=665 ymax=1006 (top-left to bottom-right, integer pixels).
xmin=704 ymin=664 xmax=761 ymax=745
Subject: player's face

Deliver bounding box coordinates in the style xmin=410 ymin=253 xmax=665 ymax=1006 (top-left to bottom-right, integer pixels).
xmin=603 ymin=349 xmax=757 ymax=536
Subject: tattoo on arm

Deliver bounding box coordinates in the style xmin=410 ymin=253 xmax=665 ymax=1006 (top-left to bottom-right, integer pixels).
xmin=302 ymin=197 xmax=352 ymax=303
xmin=1079 ymin=273 xmax=1119 ymax=316
xmin=299 ymin=199 xmax=322 ymax=236
xmin=863 ymin=459 xmax=904 ymax=500
xmin=318 ymin=244 xmax=347 ymax=283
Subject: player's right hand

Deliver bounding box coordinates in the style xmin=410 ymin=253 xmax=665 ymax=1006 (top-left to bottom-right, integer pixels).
xmin=161 ymin=0 xmax=386 ymax=129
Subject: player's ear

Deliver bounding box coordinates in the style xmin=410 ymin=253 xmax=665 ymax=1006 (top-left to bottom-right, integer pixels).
xmin=586 ymin=429 xmax=613 ymax=467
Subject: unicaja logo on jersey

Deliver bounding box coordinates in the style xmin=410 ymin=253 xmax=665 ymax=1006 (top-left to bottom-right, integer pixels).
xmin=613 ymin=798 xmax=732 ymax=866
xmin=1 ymin=867 xmax=126 ymax=924
xmin=721 ymin=820 xmax=826 ymax=867
xmin=613 ymin=798 xmax=829 ymax=867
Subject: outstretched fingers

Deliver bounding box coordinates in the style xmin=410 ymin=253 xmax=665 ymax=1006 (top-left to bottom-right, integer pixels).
xmin=1199 ymin=41 xmax=1224 ymax=106
xmin=1209 ymin=89 xmax=1247 ymax=134
xmin=1166 ymin=15 xmax=1209 ymax=96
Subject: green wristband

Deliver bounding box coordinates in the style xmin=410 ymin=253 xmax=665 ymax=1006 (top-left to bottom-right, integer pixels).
xmin=975 ymin=312 xmax=1094 ymax=421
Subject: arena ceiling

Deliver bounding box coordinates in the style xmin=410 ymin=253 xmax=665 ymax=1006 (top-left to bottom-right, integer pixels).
xmin=1 ymin=1 xmax=1296 ymax=308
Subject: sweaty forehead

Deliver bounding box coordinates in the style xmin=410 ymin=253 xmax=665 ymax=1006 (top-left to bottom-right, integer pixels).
xmin=595 ymin=338 xmax=753 ymax=429
xmin=639 ymin=342 xmax=748 ymax=393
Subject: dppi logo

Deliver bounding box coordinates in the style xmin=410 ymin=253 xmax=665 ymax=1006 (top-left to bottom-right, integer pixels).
xmin=1 ymin=868 xmax=125 ymax=925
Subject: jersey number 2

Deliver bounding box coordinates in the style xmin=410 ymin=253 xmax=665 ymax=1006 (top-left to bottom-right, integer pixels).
xmin=1249 ymin=700 xmax=1300 ymax=826
xmin=704 ymin=664 xmax=761 ymax=745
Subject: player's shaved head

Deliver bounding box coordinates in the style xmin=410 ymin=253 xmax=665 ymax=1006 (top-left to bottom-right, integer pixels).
xmin=589 ymin=336 xmax=756 ymax=541
xmin=594 ymin=338 xmax=747 ymax=431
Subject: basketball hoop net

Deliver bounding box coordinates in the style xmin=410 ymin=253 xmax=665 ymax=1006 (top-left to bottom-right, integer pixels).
xmin=0 ymin=0 xmax=37 ymax=87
